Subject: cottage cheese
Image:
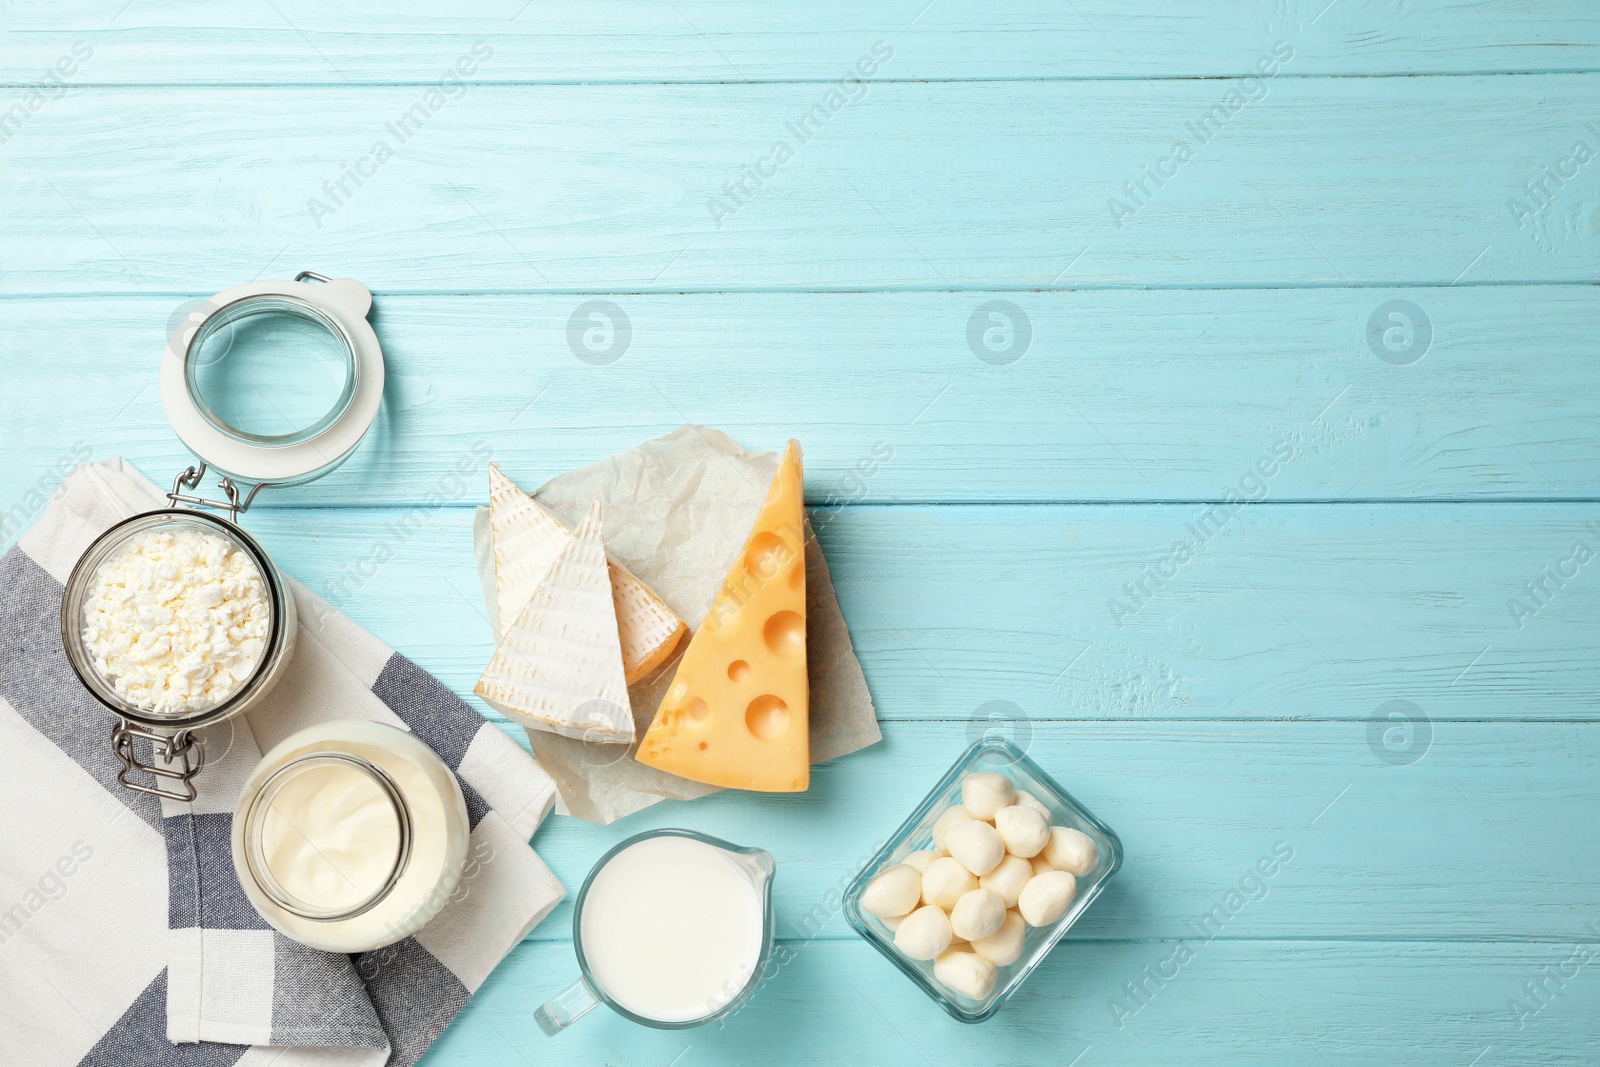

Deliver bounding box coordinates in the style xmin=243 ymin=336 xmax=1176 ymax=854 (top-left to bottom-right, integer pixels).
xmin=81 ymin=525 xmax=271 ymax=715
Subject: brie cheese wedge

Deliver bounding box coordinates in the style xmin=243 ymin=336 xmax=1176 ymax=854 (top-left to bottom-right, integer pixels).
xmin=475 ymin=503 xmax=635 ymax=743
xmin=488 ymin=464 xmax=686 ymax=683
xmin=488 ymin=463 xmax=569 ymax=639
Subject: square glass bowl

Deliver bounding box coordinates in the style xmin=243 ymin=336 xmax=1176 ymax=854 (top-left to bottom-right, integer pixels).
xmin=843 ymin=737 xmax=1122 ymax=1023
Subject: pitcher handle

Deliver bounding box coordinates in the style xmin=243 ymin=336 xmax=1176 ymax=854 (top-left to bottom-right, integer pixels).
xmin=536 ymin=976 xmax=600 ymax=1035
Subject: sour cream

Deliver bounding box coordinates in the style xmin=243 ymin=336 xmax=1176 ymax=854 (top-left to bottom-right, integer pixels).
xmin=259 ymin=757 xmax=403 ymax=915
xmin=233 ymin=721 xmax=469 ymax=954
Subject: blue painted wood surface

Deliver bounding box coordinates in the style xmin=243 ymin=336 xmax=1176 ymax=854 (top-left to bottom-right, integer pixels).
xmin=3 ymin=4 xmax=1599 ymax=1065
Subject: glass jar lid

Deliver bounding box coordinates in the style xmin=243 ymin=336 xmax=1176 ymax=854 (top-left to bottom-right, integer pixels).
xmin=160 ymin=273 xmax=385 ymax=488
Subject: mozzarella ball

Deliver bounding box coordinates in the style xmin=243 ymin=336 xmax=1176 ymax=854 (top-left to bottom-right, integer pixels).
xmin=882 ymin=913 xmax=904 ymax=932
xmin=933 ymin=949 xmax=998 ymax=1000
xmin=1018 ymin=870 xmax=1077 ymax=927
xmin=950 ymin=887 xmax=1007 ymax=941
xmin=960 ymin=772 xmax=1017 ymax=820
xmin=922 ymin=856 xmax=978 ymax=909
xmin=894 ymin=904 xmax=953 ymax=960
xmin=971 ymin=910 xmax=1028 ymax=967
xmin=932 ymin=804 xmax=978 ymax=851
xmin=979 ymin=854 xmax=1034 ymax=908
xmin=994 ymin=804 xmax=1050 ymax=858
xmin=1043 ymin=826 xmax=1099 ymax=877
xmin=862 ymin=864 xmax=923 ymax=918
xmin=1029 ymin=855 xmax=1054 ymax=877
xmin=1013 ymin=789 xmax=1052 ymax=820
xmin=945 ymin=819 xmax=1006 ymax=876
xmin=903 ymin=848 xmax=944 ymax=873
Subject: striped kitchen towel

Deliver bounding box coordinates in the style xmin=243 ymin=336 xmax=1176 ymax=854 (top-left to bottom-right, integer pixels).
xmin=0 ymin=458 xmax=565 ymax=1067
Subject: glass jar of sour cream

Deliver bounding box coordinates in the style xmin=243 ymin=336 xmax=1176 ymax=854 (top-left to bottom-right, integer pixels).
xmin=232 ymin=720 xmax=469 ymax=953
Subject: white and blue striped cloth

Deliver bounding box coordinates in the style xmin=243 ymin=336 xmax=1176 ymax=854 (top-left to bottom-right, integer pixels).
xmin=0 ymin=459 xmax=565 ymax=1066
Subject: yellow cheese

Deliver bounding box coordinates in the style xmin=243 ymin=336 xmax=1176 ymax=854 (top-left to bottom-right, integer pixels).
xmin=636 ymin=440 xmax=809 ymax=792
xmin=488 ymin=464 xmax=685 ymax=684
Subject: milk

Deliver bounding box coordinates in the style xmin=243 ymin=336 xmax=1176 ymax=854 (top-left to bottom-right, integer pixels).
xmin=579 ymin=835 xmax=766 ymax=1023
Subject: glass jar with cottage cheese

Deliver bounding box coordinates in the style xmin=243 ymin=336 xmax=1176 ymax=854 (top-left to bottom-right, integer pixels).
xmin=59 ymin=272 xmax=386 ymax=801
xmin=61 ymin=508 xmax=299 ymax=799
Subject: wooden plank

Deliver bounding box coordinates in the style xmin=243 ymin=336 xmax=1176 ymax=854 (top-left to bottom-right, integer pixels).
xmin=431 ymin=939 xmax=1600 ymax=1065
xmin=515 ymin=718 xmax=1600 ymax=943
xmin=211 ymin=502 xmax=1600 ymax=724
xmin=3 ymin=78 xmax=1599 ymax=291
xmin=4 ymin=286 xmax=1598 ymax=508
xmin=5 ymin=2 xmax=1600 ymax=84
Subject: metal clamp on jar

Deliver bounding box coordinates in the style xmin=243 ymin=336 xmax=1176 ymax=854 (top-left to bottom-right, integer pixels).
xmin=60 ymin=273 xmax=385 ymax=801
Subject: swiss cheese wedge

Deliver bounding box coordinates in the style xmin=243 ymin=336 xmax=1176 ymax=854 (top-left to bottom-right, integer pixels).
xmin=475 ymin=503 xmax=635 ymax=742
xmin=636 ymin=440 xmax=809 ymax=791
xmin=488 ymin=464 xmax=685 ymax=683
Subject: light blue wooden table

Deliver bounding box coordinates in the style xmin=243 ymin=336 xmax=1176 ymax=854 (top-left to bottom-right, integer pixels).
xmin=5 ymin=3 xmax=1600 ymax=1064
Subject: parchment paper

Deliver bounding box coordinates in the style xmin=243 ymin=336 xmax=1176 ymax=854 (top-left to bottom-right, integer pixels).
xmin=473 ymin=425 xmax=880 ymax=823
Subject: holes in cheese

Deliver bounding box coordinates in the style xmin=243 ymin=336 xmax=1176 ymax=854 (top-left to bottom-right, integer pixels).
xmin=763 ymin=610 xmax=804 ymax=661
xmin=745 ymin=531 xmax=788 ymax=577
xmin=744 ymin=695 xmax=791 ymax=740
xmin=635 ymin=440 xmax=810 ymax=792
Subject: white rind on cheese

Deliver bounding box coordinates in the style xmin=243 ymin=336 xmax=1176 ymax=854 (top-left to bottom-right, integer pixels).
xmin=487 ymin=464 xmax=686 ymax=683
xmin=475 ymin=503 xmax=635 ymax=743
xmin=488 ymin=463 xmax=573 ymax=638
xmin=606 ymin=558 xmax=686 ymax=683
